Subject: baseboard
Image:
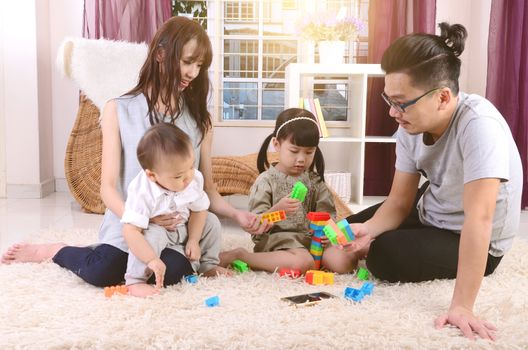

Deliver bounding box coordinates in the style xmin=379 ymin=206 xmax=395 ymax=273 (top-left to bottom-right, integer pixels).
xmin=6 ymin=178 xmax=55 ymax=198
xmin=54 ymin=178 xmax=69 ymax=192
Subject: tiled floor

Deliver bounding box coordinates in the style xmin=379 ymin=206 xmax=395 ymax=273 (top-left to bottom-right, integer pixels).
xmin=0 ymin=192 xmax=526 ymax=253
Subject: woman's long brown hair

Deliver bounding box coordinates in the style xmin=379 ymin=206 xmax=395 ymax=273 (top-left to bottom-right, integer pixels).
xmin=127 ymin=16 xmax=212 ymax=143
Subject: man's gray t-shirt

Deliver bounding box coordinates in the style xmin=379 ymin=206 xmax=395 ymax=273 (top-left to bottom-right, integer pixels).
xmin=395 ymin=92 xmax=523 ymax=257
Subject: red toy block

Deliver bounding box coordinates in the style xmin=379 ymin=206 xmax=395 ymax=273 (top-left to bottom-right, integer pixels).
xmin=279 ymin=268 xmax=302 ymax=278
xmin=306 ymin=212 xmax=331 ymax=221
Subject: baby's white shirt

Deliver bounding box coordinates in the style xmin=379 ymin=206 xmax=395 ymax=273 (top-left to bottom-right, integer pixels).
xmin=120 ymin=169 xmax=210 ymax=229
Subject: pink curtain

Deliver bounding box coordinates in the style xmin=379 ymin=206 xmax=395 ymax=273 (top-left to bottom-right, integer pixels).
xmin=486 ymin=0 xmax=528 ymax=208
xmin=83 ymin=0 xmax=172 ymax=43
xmin=364 ymin=0 xmax=436 ymax=196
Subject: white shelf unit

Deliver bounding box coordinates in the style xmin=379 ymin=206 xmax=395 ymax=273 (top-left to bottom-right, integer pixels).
xmin=284 ymin=63 xmax=396 ymax=205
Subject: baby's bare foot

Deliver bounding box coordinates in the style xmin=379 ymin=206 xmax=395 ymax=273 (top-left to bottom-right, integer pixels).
xmin=202 ymin=266 xmax=234 ymax=277
xmin=127 ymin=283 xmax=160 ymax=297
xmin=218 ymin=247 xmax=247 ymax=268
xmin=1 ymin=243 xmax=66 ymax=264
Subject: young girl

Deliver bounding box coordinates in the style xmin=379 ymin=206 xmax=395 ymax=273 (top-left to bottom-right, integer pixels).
xmin=220 ymin=108 xmax=359 ymax=274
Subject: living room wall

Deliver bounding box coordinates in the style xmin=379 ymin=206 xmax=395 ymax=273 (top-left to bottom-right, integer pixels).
xmin=0 ymin=0 xmax=492 ymax=198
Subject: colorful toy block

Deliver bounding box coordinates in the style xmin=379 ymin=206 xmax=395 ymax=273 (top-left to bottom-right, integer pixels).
xmin=323 ymin=219 xmax=355 ymax=246
xmin=306 ymin=212 xmax=331 ymax=221
xmin=279 ymin=268 xmax=302 ymax=278
xmin=260 ymin=210 xmax=286 ymax=224
xmin=104 ymin=285 xmax=128 ymax=298
xmin=205 ymin=295 xmax=220 ymax=307
xmin=290 ymin=181 xmax=308 ymax=202
xmin=309 ymin=230 xmax=324 ymax=269
xmin=231 ymin=259 xmax=250 ymax=273
xmin=337 ymin=219 xmax=354 ymax=241
xmin=309 ymin=222 xmax=326 ymax=230
xmin=322 ymin=223 xmax=339 ymax=245
xmin=344 ymin=287 xmax=365 ymax=302
xmin=305 ymin=270 xmax=334 ymax=285
xmin=185 ymin=275 xmax=199 ymax=284
xmin=344 ymin=282 xmax=374 ymax=302
xmin=357 ymin=267 xmax=369 ymax=281
xmin=361 ymin=282 xmax=374 ymax=295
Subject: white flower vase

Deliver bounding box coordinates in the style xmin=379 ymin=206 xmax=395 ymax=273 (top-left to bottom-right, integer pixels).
xmin=318 ymin=40 xmax=346 ymax=65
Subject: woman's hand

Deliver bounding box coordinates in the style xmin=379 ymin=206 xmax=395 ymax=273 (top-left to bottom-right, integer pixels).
xmin=435 ymin=305 xmax=496 ymax=341
xmin=234 ymin=210 xmax=272 ymax=235
xmin=275 ymin=195 xmax=301 ymax=214
xmin=150 ymin=214 xmax=183 ymax=231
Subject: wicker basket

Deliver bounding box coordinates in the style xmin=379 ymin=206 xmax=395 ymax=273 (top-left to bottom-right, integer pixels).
xmin=64 ymin=95 xmax=105 ymax=214
xmin=65 ymin=97 xmax=352 ymax=219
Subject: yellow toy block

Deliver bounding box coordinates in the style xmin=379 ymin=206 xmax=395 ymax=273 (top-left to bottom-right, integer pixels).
xmin=260 ymin=210 xmax=286 ymax=224
xmin=305 ymin=270 xmax=335 ymax=285
xmin=323 ymin=272 xmax=334 ymax=285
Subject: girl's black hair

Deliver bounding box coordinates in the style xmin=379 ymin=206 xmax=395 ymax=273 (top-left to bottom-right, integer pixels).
xmin=381 ymin=22 xmax=467 ymax=94
xmin=257 ymin=108 xmax=325 ymax=181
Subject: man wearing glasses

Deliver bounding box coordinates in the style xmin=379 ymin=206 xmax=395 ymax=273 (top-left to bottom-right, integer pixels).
xmin=344 ymin=23 xmax=522 ymax=341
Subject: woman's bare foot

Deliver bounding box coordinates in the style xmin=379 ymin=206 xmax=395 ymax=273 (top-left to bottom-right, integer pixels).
xmin=127 ymin=283 xmax=160 ymax=297
xmin=218 ymin=247 xmax=247 ymax=268
xmin=1 ymin=243 xmax=66 ymax=264
xmin=202 ymin=265 xmax=234 ymax=277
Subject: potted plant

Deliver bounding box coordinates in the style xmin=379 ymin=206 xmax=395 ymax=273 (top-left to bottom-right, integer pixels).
xmin=298 ymin=12 xmax=365 ymax=64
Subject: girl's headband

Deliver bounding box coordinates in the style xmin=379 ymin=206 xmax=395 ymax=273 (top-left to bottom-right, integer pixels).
xmin=275 ymin=116 xmax=320 ymax=137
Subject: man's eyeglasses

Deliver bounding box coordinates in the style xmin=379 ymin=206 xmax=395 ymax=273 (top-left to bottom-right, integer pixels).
xmin=381 ymin=88 xmax=442 ymax=113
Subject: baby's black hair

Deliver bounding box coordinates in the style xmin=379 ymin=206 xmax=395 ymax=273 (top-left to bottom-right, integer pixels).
xmin=137 ymin=123 xmax=192 ymax=171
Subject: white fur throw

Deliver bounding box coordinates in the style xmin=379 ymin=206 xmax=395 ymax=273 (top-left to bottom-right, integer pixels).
xmin=56 ymin=37 xmax=148 ymax=112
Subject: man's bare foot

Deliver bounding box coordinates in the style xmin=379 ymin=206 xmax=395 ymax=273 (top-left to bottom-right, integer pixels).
xmin=127 ymin=283 xmax=160 ymax=297
xmin=1 ymin=243 xmax=66 ymax=264
xmin=218 ymin=247 xmax=247 ymax=268
xmin=202 ymin=265 xmax=234 ymax=277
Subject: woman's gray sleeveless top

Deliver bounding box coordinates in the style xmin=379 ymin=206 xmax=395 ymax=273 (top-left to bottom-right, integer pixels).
xmin=98 ymin=93 xmax=202 ymax=251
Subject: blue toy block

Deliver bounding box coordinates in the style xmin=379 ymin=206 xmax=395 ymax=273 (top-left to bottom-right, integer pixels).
xmin=185 ymin=275 xmax=198 ymax=284
xmin=205 ymin=295 xmax=220 ymax=307
xmin=337 ymin=219 xmax=355 ymax=241
xmin=361 ymin=282 xmax=374 ymax=295
xmin=344 ymin=287 xmax=365 ymax=302
xmin=310 ymin=222 xmax=326 ymax=230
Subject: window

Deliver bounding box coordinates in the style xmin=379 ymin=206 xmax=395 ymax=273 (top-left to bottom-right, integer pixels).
xmin=172 ymin=0 xmax=369 ymax=123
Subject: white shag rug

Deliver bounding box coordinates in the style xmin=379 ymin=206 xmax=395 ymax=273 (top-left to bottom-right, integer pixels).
xmin=1 ymin=229 xmax=527 ymax=350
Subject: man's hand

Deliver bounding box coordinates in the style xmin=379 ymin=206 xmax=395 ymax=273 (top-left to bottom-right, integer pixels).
xmin=185 ymin=240 xmax=201 ymax=261
xmin=150 ymin=213 xmax=183 ymax=231
xmin=342 ymin=223 xmax=372 ymax=256
xmin=147 ymin=258 xmax=166 ymax=290
xmin=435 ymin=305 xmax=497 ymax=341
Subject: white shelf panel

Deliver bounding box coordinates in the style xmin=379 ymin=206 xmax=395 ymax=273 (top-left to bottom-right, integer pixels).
xmin=285 ymin=63 xmax=388 ymax=205
xmin=287 ymin=63 xmax=385 ymax=76
xmin=320 ymin=137 xmax=363 ymax=143
xmin=364 ymin=136 xmax=397 ymax=143
xmin=320 ymin=136 xmax=396 ymax=143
